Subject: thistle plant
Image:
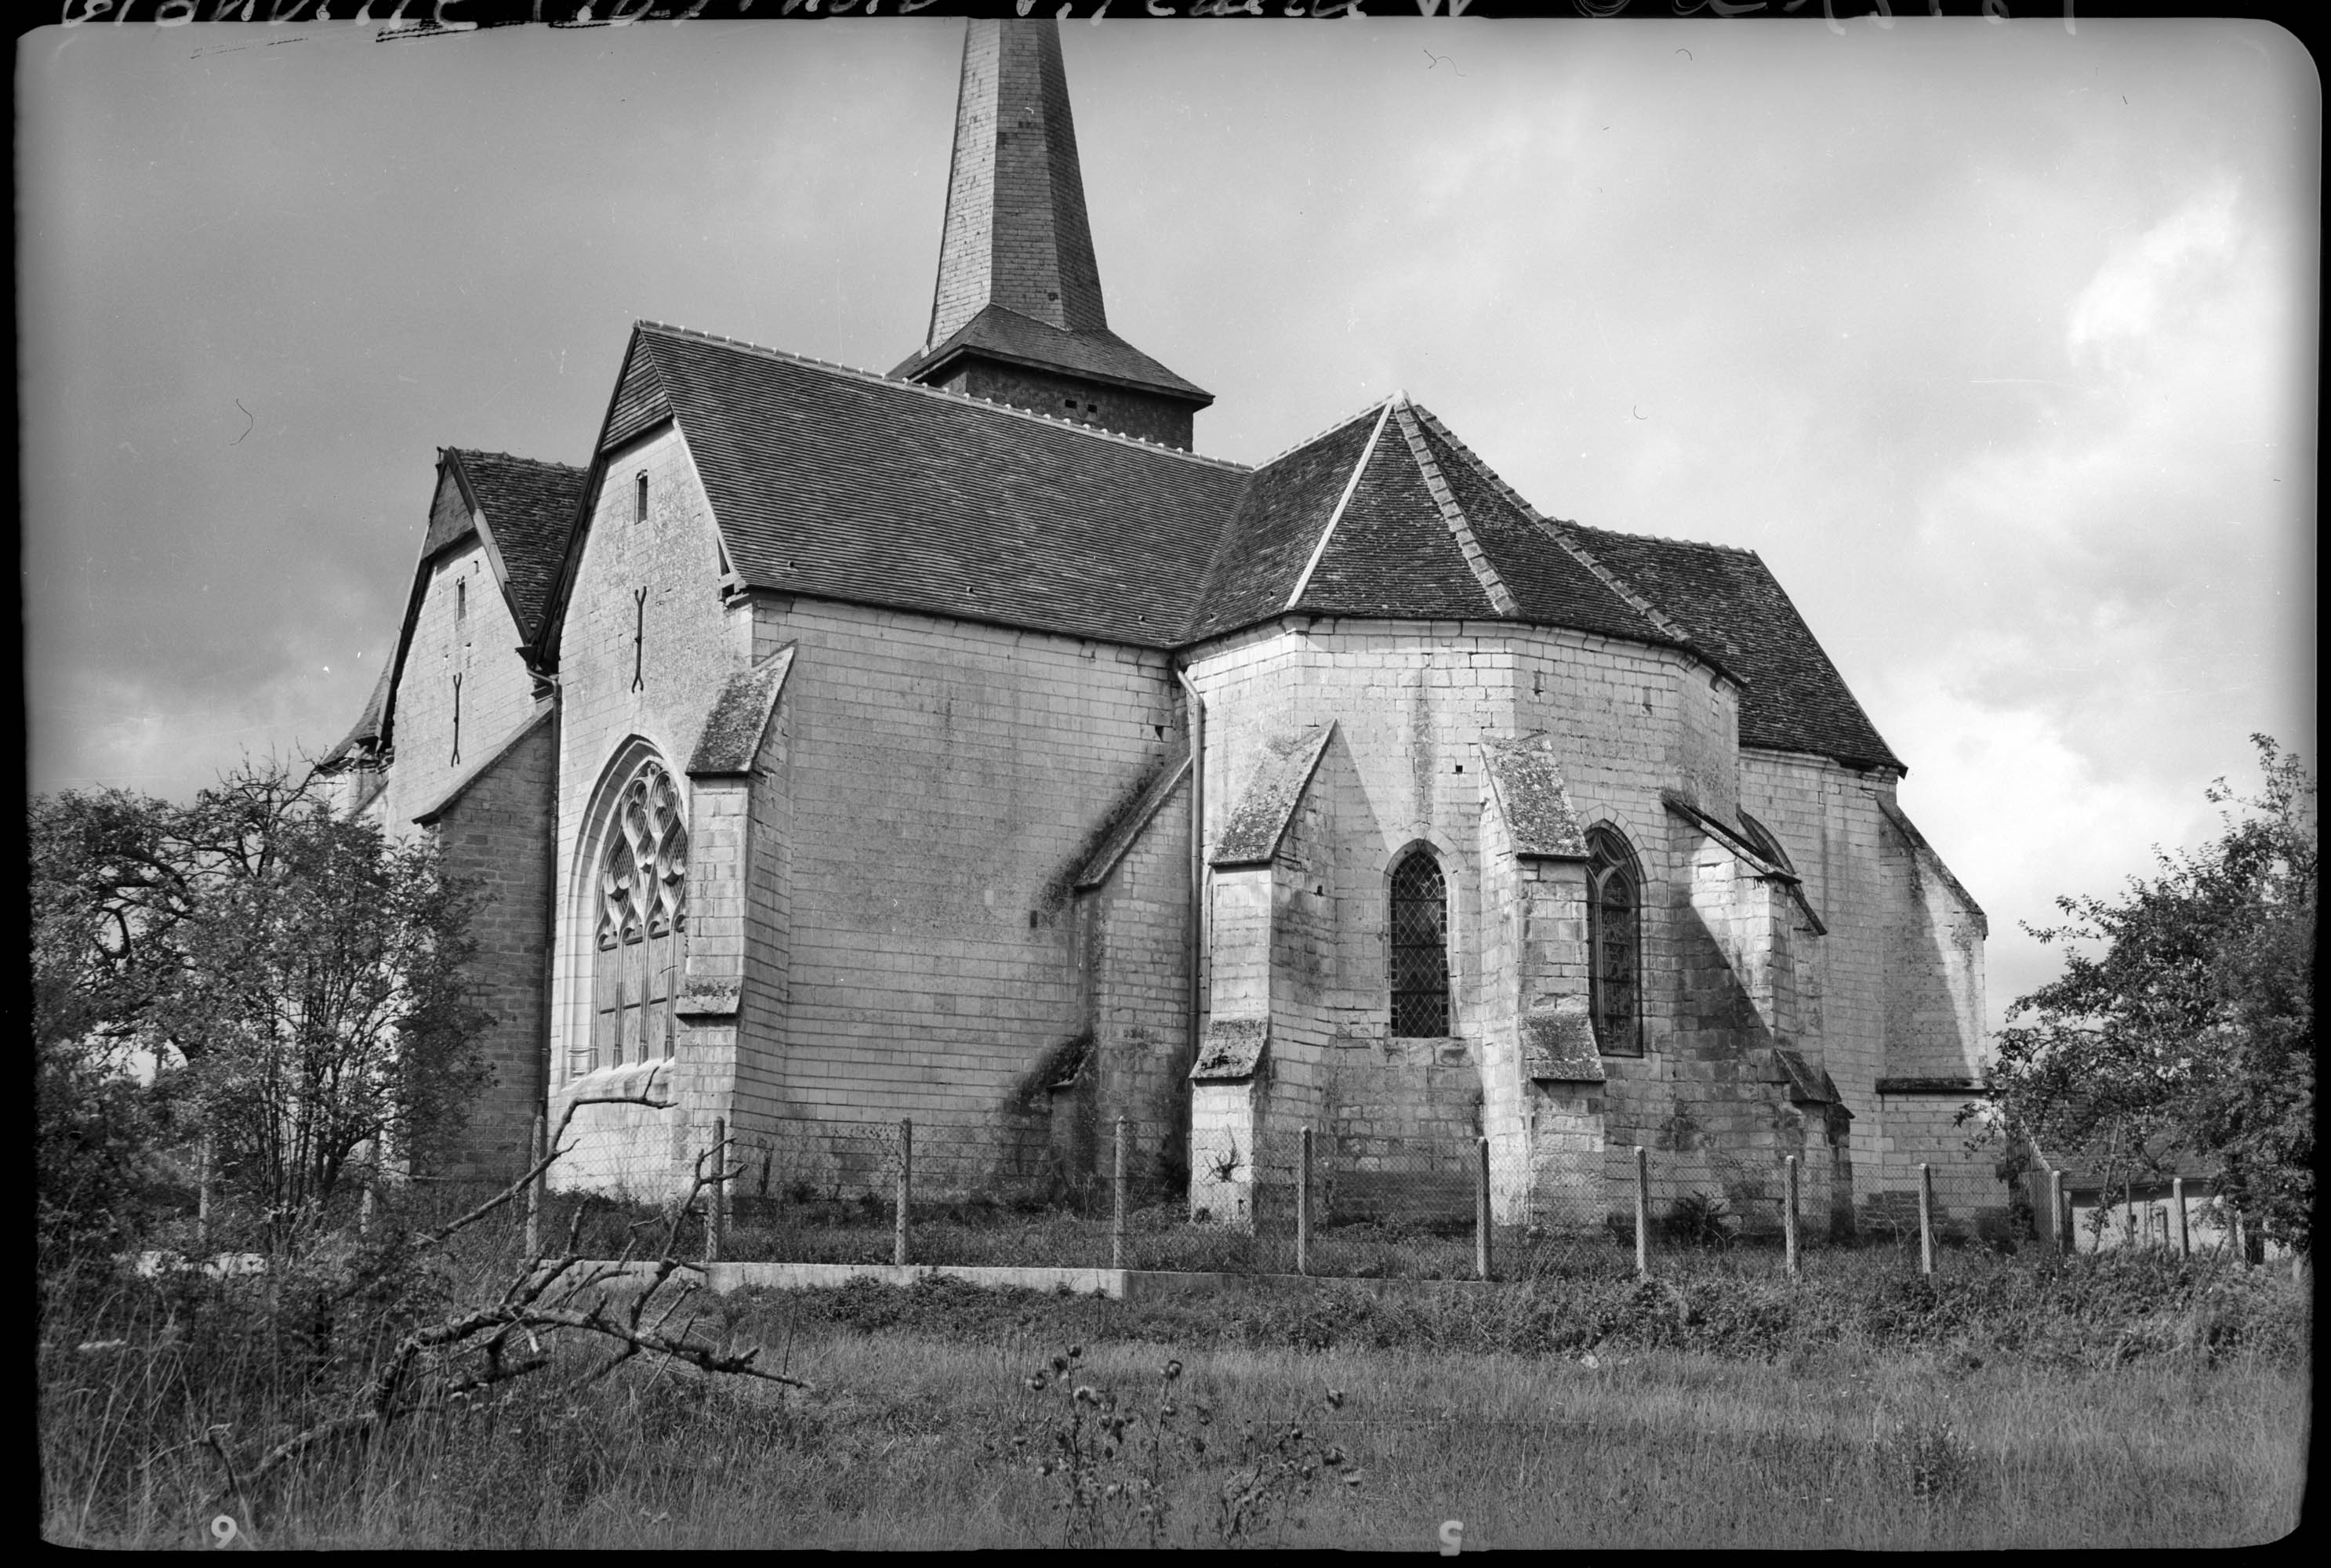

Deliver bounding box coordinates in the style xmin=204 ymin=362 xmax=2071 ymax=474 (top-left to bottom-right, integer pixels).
xmin=998 ymin=1347 xmax=1362 ymax=1548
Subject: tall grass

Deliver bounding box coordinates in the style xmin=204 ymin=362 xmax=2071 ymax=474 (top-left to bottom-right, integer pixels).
xmin=40 ymin=1245 xmax=2307 ymax=1548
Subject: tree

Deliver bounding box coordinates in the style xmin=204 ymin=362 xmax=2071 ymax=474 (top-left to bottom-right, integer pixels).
xmin=32 ymin=760 xmax=492 ymax=1258
xmin=1984 ymin=736 xmax=2315 ymax=1253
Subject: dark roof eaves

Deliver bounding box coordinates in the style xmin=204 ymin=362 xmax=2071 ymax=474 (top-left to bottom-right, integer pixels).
xmin=732 ymin=579 xmax=1182 ymax=653
xmin=907 ymin=336 xmax=1216 ymax=409
xmin=1167 ymin=604 xmax=1720 ymax=671
xmin=1741 ymin=740 xmax=1902 ymax=776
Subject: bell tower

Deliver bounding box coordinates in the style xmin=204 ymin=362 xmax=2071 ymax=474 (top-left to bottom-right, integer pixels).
xmin=893 ymin=18 xmax=1212 ymax=450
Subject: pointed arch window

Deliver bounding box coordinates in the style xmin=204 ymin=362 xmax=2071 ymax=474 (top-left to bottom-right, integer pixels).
xmin=1389 ymin=848 xmax=1451 ymax=1038
xmin=1587 ymin=826 xmax=1643 ymax=1055
xmin=587 ymin=760 xmax=688 ymax=1074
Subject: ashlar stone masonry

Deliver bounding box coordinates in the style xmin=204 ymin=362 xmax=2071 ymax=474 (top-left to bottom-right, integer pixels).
xmin=317 ymin=17 xmax=2002 ymax=1236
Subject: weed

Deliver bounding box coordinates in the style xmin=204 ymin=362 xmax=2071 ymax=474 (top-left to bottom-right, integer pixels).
xmin=1667 ymin=1190 xmax=1741 ymax=1250
xmin=996 ymin=1345 xmax=1360 ymax=1548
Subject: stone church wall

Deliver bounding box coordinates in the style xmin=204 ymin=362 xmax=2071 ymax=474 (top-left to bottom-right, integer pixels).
xmin=550 ymin=423 xmax=746 ymax=1178
xmin=1076 ymin=772 xmax=1193 ymax=1189
xmin=1737 ymin=750 xmax=1999 ymax=1232
xmin=1184 ymin=617 xmax=1855 ymax=1232
xmin=737 ymin=593 xmax=1185 ymax=1144
xmin=414 ymin=711 xmax=556 ymax=1179
xmin=379 ymin=539 xmax=537 ymax=844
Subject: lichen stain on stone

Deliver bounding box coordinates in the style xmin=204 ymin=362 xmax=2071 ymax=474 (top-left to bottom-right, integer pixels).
xmin=1213 ymin=724 xmax=1334 ymax=866
xmin=1483 ymin=733 xmax=1588 ymax=858
xmin=1189 ymin=1016 xmax=1268 ymax=1081
xmin=686 ymin=646 xmax=794 ymax=775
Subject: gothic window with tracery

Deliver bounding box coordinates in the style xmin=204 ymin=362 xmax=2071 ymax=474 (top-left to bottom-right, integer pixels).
xmin=1587 ymin=826 xmax=1642 ymax=1055
xmin=586 ymin=760 xmax=688 ymax=1074
xmin=1389 ymin=848 xmax=1451 ymax=1038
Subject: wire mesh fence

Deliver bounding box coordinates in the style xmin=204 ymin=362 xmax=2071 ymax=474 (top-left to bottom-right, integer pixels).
xmin=706 ymin=1117 xmax=1938 ymax=1281
xmin=125 ymin=1113 xmax=2168 ymax=1290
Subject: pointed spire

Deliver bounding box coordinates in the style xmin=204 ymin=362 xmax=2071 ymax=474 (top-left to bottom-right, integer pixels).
xmin=897 ymin=18 xmax=1211 ymax=450
xmin=927 ymin=18 xmax=1106 ymax=348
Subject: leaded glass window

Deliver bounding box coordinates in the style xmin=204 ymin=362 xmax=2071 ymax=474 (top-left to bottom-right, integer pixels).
xmin=1389 ymin=849 xmax=1451 ymax=1037
xmin=1587 ymin=826 xmax=1642 ymax=1054
xmin=587 ymin=761 xmax=687 ymax=1073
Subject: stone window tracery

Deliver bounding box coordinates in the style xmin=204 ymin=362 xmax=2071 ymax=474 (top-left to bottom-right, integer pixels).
xmin=1389 ymin=848 xmax=1451 ymax=1038
xmin=584 ymin=760 xmax=687 ymax=1076
xmin=1588 ymin=826 xmax=1642 ymax=1055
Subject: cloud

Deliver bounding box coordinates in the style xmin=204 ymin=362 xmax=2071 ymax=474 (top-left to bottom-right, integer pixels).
xmin=1878 ymin=680 xmax=2222 ymax=1033
xmin=2066 ymin=183 xmax=2240 ymax=363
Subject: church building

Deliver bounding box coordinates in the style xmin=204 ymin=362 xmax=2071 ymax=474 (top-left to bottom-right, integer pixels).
xmin=318 ymin=18 xmax=1999 ymax=1238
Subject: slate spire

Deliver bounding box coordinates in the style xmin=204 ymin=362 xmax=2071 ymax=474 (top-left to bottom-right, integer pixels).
xmin=926 ymin=17 xmax=1106 ymax=347
xmin=896 ymin=18 xmax=1212 ymax=450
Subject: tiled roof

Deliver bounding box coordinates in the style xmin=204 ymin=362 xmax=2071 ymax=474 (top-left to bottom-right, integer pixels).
xmin=318 ymin=659 xmax=395 ymax=769
xmin=320 ymin=448 xmax=580 ymax=774
xmin=452 ymin=450 xmax=588 ymax=644
xmin=1296 ymin=405 xmax=1498 ymax=620
xmin=1564 ymin=524 xmax=1904 ymax=772
xmin=1178 ymin=397 xmax=1670 ymax=648
xmin=1179 ymin=407 xmax=1379 ymax=641
xmin=895 ymin=303 xmax=1211 ymax=405
xmin=1409 ymin=411 xmax=1676 ymax=646
xmin=558 ymin=325 xmax=1901 ymax=773
xmin=604 ymin=324 xmax=1244 ymax=647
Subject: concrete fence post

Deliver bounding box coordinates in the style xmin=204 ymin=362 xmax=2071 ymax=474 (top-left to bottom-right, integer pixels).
xmin=525 ymin=1112 xmax=546 ymax=1260
xmin=1295 ymin=1125 xmax=1312 ymax=1277
xmin=706 ymin=1117 xmax=726 ymax=1266
xmin=1633 ymin=1145 xmax=1650 ymax=1278
xmin=1784 ymin=1156 xmax=1801 ymax=1278
xmin=1112 ymin=1117 xmax=1129 ymax=1272
xmin=1474 ymin=1136 xmax=1493 ymax=1282
xmin=894 ymin=1118 xmax=913 ymax=1268
xmin=2047 ymin=1169 xmax=2066 ymax=1255
xmin=1917 ymin=1163 xmax=1935 ymax=1276
xmin=2170 ymin=1177 xmax=2188 ymax=1258
xmin=197 ymin=1135 xmax=213 ymax=1251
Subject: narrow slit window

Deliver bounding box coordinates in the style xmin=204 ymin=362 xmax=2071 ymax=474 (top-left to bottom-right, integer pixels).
xmin=449 ymin=673 xmax=462 ymax=768
xmin=1587 ymin=826 xmax=1643 ymax=1055
xmin=1389 ymin=849 xmax=1451 ymax=1038
xmin=634 ymin=472 xmax=648 ymax=524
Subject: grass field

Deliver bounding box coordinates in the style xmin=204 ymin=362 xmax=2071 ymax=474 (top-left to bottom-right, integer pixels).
xmin=40 ymin=1248 xmax=2310 ymax=1549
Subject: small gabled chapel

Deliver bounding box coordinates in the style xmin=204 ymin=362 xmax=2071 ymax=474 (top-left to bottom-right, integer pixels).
xmin=319 ymin=18 xmax=2000 ymax=1236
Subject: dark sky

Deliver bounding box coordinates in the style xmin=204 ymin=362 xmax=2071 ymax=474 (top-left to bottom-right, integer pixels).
xmin=17 ymin=15 xmax=2316 ymax=1026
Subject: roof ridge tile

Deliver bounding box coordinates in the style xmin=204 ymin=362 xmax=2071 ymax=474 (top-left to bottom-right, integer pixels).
xmin=1404 ymin=401 xmax=1694 ymax=648
xmin=1567 ymin=519 xmax=1762 ymax=558
xmin=1389 ymin=399 xmax=1520 ymax=617
xmin=1245 ymin=397 xmax=1398 ymax=472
